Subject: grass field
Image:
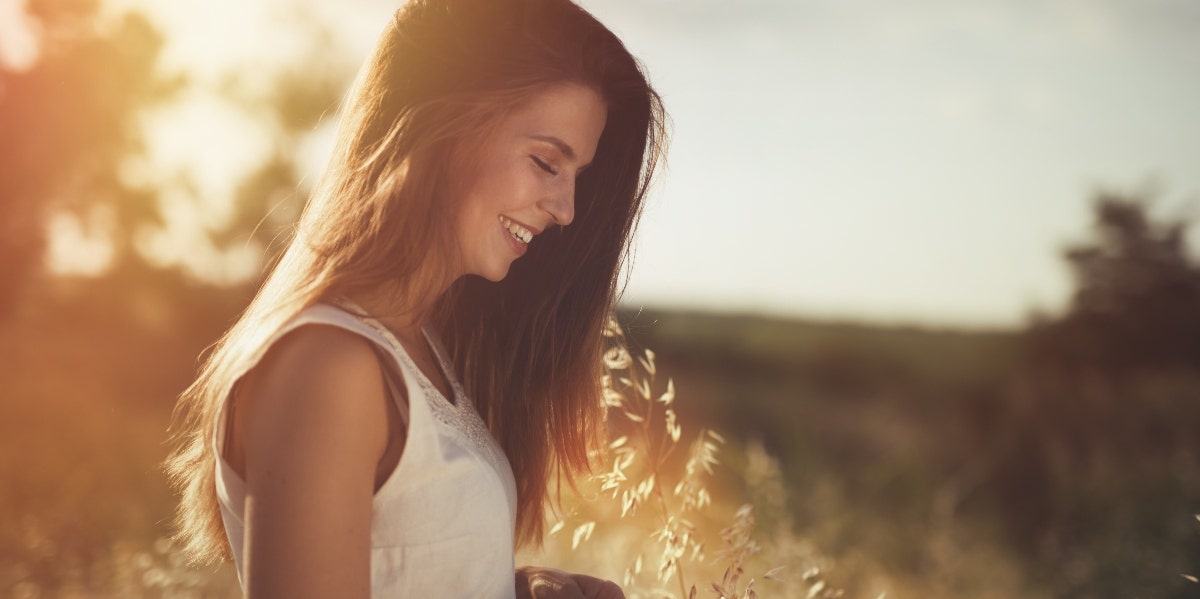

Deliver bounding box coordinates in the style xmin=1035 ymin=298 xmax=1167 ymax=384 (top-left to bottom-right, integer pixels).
xmin=2 ymin=273 xmax=1197 ymax=597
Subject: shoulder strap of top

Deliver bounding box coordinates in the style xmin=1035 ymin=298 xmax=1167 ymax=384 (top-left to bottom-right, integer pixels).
xmin=420 ymin=323 xmax=466 ymax=401
xmin=367 ymin=342 xmax=410 ymax=429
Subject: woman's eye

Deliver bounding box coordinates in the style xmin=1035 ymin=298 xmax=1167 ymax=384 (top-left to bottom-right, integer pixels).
xmin=531 ymin=156 xmax=558 ymax=176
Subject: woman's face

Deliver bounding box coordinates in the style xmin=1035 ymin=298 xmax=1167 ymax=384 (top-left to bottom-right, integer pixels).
xmin=451 ymin=82 xmax=608 ymax=282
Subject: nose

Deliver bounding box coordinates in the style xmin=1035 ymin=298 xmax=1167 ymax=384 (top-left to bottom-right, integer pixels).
xmin=541 ymin=182 xmax=576 ymax=227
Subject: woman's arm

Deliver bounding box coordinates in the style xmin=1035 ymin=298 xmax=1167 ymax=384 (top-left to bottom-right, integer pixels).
xmin=237 ymin=324 xmax=393 ymax=599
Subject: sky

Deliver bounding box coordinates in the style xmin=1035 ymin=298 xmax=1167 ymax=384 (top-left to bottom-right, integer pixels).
xmin=12 ymin=0 xmax=1200 ymax=328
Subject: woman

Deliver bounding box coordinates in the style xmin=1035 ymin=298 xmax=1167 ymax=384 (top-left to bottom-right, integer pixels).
xmin=164 ymin=0 xmax=667 ymax=596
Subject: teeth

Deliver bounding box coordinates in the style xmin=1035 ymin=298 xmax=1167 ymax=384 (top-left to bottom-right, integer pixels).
xmin=498 ymin=215 xmax=533 ymax=244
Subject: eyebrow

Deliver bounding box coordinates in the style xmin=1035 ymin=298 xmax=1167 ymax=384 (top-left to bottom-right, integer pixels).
xmin=527 ymin=134 xmax=593 ymax=171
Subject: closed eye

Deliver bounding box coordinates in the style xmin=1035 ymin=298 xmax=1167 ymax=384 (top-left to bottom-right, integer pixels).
xmin=530 ymin=155 xmax=558 ymax=176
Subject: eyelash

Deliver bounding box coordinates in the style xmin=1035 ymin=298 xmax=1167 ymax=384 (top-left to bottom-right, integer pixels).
xmin=531 ymin=156 xmax=558 ymax=176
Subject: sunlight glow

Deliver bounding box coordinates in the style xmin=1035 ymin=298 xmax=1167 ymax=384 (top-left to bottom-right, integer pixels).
xmin=0 ymin=0 xmax=38 ymax=69
xmin=65 ymin=0 xmax=1200 ymax=326
xmin=46 ymin=211 xmax=115 ymax=276
xmin=139 ymin=92 xmax=274 ymax=228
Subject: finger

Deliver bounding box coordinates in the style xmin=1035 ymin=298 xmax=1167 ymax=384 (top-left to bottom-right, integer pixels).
xmin=570 ymin=574 xmax=625 ymax=599
xmin=528 ymin=569 xmax=586 ymax=599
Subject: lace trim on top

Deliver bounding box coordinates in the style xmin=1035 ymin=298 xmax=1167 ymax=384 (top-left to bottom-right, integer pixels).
xmin=333 ymin=301 xmax=510 ymax=482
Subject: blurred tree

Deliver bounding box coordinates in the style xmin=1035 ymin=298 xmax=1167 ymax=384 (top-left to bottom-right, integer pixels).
xmin=0 ymin=0 xmax=353 ymax=321
xmin=1012 ymin=188 xmax=1200 ymax=597
xmin=213 ymin=26 xmax=352 ymax=257
xmin=0 ymin=0 xmax=183 ymax=318
xmin=1027 ymin=189 xmax=1200 ymax=376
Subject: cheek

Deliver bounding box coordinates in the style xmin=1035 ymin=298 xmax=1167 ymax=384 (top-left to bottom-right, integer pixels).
xmin=483 ymin=166 xmax=534 ymax=211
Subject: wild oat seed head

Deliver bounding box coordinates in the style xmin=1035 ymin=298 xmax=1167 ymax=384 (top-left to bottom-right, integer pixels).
xmin=571 ymin=522 xmax=596 ymax=550
xmin=604 ymin=346 xmax=633 ymax=370
xmin=658 ymin=379 xmax=675 ymax=406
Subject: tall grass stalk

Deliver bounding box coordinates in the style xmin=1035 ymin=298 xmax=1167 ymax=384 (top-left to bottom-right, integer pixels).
xmin=556 ymin=317 xmax=806 ymax=598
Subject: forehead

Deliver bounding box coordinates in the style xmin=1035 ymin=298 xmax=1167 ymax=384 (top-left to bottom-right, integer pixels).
xmin=497 ymin=84 xmax=608 ymax=160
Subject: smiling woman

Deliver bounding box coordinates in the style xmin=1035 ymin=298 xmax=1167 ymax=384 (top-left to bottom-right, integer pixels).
xmin=163 ymin=0 xmax=667 ymax=597
xmin=455 ymin=84 xmax=608 ymax=281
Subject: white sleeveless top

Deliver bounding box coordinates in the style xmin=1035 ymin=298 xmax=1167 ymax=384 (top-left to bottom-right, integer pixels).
xmin=212 ymin=301 xmax=519 ymax=598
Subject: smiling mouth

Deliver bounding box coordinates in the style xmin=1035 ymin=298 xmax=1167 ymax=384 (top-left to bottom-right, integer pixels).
xmin=498 ymin=215 xmax=533 ymax=244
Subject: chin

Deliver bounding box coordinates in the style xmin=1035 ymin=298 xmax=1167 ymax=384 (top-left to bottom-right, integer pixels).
xmin=480 ymin=265 xmax=511 ymax=283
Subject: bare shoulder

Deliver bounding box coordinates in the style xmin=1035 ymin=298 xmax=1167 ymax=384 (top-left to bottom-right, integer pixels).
xmin=237 ymin=323 xmax=391 ymax=468
xmin=254 ymin=323 xmax=383 ymax=384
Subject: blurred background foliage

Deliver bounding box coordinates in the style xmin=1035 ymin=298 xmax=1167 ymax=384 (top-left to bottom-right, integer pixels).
xmin=2 ymin=1 xmax=1199 ymax=597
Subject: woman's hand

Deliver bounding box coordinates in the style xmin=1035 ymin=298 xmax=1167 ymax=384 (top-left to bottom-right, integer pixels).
xmin=515 ymin=566 xmax=625 ymax=599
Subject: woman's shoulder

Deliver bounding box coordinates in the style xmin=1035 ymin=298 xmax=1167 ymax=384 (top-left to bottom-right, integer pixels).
xmin=259 ymin=322 xmax=382 ymax=381
xmin=218 ymin=316 xmax=398 ymax=490
xmin=245 ymin=321 xmax=385 ymax=404
xmin=239 ymin=322 xmax=392 ymax=452
xmin=250 ymin=301 xmax=389 ymax=371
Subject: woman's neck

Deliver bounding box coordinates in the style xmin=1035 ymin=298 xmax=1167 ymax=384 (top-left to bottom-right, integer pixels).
xmin=345 ymin=275 xmax=455 ymax=342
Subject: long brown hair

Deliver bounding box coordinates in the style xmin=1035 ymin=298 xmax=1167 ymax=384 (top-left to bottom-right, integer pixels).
xmin=165 ymin=0 xmax=668 ymax=564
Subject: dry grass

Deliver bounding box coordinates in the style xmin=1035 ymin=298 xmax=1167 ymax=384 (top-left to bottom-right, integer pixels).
xmin=522 ymin=317 xmax=852 ymax=599
xmin=0 ymin=285 xmax=242 ymax=597
xmin=8 ymin=287 xmax=1195 ymax=597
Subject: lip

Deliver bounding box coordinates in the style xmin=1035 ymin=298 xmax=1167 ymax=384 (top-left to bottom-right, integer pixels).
xmin=501 ymin=215 xmax=543 ymax=236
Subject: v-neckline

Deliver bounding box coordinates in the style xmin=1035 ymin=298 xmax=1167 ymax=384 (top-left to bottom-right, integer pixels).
xmin=333 ymin=300 xmax=461 ymax=409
